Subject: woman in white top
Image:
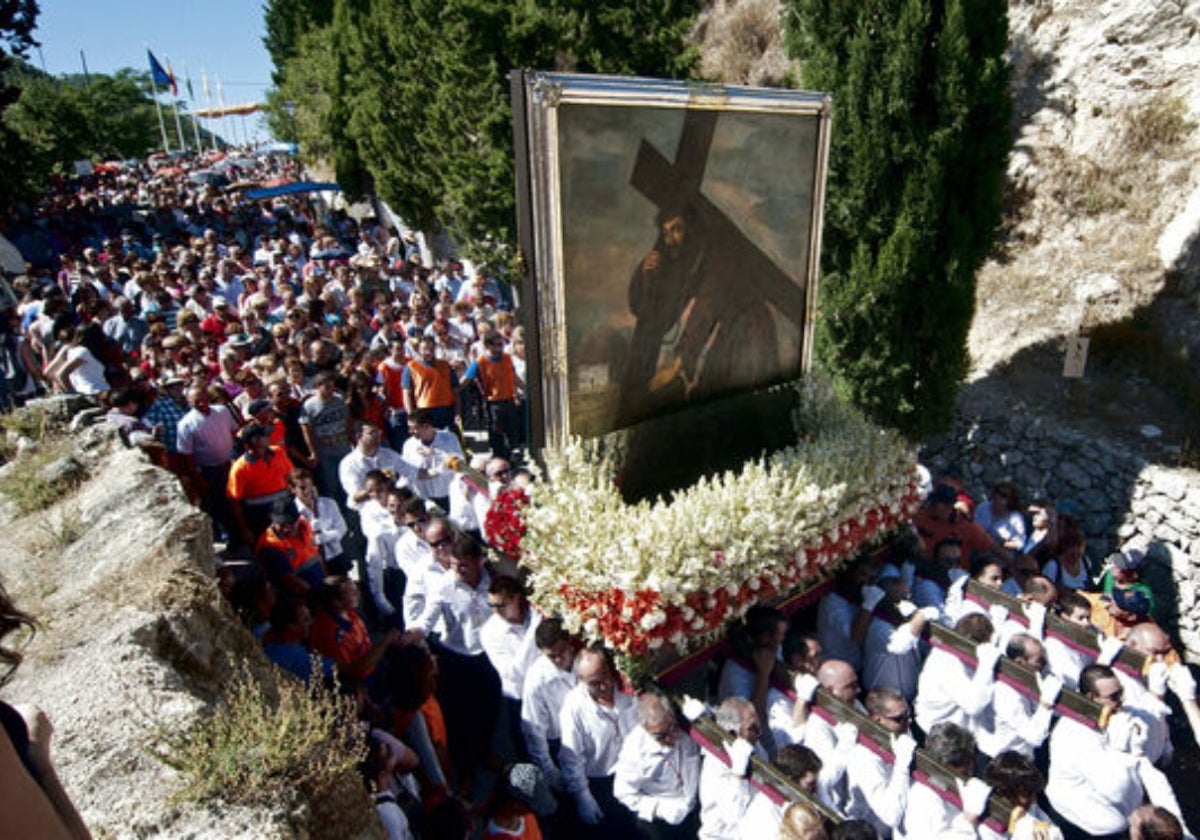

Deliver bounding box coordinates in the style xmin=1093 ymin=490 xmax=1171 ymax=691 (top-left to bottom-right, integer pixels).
xmin=45 ymin=327 xmax=109 ymax=396
xmin=974 ymin=481 xmax=1027 ymax=551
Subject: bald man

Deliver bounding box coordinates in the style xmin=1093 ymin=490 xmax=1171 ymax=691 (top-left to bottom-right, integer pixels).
xmin=769 ymin=659 xmax=862 ymax=811
xmin=1119 ymin=623 xmax=1200 ymax=764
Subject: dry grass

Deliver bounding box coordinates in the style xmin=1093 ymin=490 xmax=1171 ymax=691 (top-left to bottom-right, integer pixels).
xmin=149 ymin=661 xmax=376 ymax=837
xmin=0 ymin=438 xmax=86 ymax=515
xmin=1123 ymin=91 xmax=1194 ymax=155
xmin=693 ymin=0 xmax=796 ymax=86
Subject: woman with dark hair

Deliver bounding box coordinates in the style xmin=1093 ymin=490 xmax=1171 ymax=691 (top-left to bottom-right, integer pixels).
xmin=976 ymin=482 xmax=1027 ymax=551
xmin=345 ymin=370 xmax=388 ymax=432
xmin=0 ymin=578 xmax=91 ymax=838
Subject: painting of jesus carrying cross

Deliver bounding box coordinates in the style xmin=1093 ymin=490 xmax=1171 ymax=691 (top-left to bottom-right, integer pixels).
xmin=515 ymin=73 xmax=831 ymax=444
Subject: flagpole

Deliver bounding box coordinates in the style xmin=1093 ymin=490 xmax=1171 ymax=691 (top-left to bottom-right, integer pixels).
xmin=166 ymin=57 xmax=188 ymax=154
xmin=184 ymin=61 xmax=202 ymax=151
xmin=145 ymin=47 xmax=171 ymax=154
xmin=202 ymin=67 xmax=217 ymax=152
xmin=216 ymin=74 xmax=229 ymax=151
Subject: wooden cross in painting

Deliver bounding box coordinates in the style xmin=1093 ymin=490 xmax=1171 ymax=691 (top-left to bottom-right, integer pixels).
xmin=629 ymin=108 xmax=808 ymax=326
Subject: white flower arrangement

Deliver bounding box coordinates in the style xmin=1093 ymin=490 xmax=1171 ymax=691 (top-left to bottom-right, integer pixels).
xmin=519 ymin=374 xmax=921 ymax=662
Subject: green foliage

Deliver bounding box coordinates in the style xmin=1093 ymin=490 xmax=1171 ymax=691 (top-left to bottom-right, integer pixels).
xmin=784 ymin=0 xmax=1012 ymax=439
xmin=151 ymin=661 xmax=374 ymax=833
xmin=3 ymin=67 xmax=179 ymax=180
xmin=262 ymin=0 xmax=335 ymax=85
xmin=0 ymin=0 xmax=42 ymax=213
xmin=265 ymin=0 xmax=702 ymax=258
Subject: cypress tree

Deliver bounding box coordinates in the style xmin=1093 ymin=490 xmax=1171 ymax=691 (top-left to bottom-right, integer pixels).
xmin=784 ymin=0 xmax=1011 ymax=438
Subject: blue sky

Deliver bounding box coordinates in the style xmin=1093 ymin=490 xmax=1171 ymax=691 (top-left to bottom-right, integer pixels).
xmin=30 ymin=0 xmax=276 ymax=141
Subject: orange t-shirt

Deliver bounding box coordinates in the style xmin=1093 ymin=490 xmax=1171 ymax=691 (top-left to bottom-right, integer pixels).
xmin=378 ymin=359 xmax=407 ymax=410
xmin=913 ymin=508 xmax=999 ymax=566
xmin=477 ymin=353 xmax=517 ymax=402
xmin=406 ymin=359 xmax=456 ymax=408
xmin=311 ymin=610 xmax=373 ymax=672
xmin=255 ymin=516 xmax=318 ymax=570
xmin=227 ymin=446 xmax=294 ymax=500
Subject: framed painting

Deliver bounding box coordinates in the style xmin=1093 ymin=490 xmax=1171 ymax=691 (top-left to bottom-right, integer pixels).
xmin=512 ymin=71 xmax=832 ymax=454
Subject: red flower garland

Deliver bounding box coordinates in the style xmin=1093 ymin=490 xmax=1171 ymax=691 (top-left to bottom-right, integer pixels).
xmin=485 ymin=486 xmax=530 ymax=559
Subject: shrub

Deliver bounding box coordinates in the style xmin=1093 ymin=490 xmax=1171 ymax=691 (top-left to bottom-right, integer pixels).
xmin=152 ymin=661 xmax=375 ymax=836
xmin=0 ymin=439 xmax=87 ymax=514
xmin=1123 ymin=92 xmax=1194 ymax=154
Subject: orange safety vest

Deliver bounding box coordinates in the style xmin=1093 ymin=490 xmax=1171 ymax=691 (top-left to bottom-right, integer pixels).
xmin=255 ymin=517 xmax=319 ymax=571
xmin=406 ymin=358 xmax=456 ymax=409
xmin=227 ymin=446 xmax=294 ymax=501
xmin=477 ymin=353 xmax=517 ymax=402
xmin=378 ymin=359 xmax=407 ymax=409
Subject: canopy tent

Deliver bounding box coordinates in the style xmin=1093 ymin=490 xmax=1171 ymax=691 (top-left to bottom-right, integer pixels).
xmin=191 ymin=102 xmax=263 ymax=118
xmin=243 ymin=181 xmax=340 ymax=200
xmin=254 ymin=141 xmax=298 ymax=155
xmin=0 ymin=233 xmax=26 ymax=275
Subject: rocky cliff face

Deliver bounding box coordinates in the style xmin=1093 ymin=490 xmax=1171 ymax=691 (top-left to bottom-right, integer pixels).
xmin=0 ymin=423 xmax=298 ymax=838
xmin=973 ymin=0 xmax=1200 ymax=378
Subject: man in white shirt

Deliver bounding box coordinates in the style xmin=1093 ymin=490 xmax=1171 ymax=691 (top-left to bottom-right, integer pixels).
xmin=914 ymin=613 xmax=1000 ymax=737
xmin=769 ymin=659 xmax=861 ymax=811
xmin=987 ymin=634 xmax=1060 ymax=759
xmin=1046 ymin=664 xmax=1186 ymax=839
xmin=844 ymin=687 xmax=918 ymax=839
xmin=480 ymin=575 xmax=541 ymax=764
xmin=400 ymin=408 xmax=464 ymax=512
xmin=903 ymin=721 xmax=976 ymax=839
xmin=407 ymin=537 xmax=500 ymax=788
xmin=521 ymin=619 xmax=578 ymax=791
xmin=699 ymin=697 xmax=764 ymax=840
xmin=337 ymin=421 xmax=412 ymax=512
xmin=363 ymin=486 xmax=411 ymax=627
xmin=613 ymin=692 xmax=701 ymax=838
xmin=558 ymin=645 xmax=639 ymax=836
xmin=862 ymin=576 xmax=936 ymax=701
xmin=736 ymin=744 xmax=822 ymax=840
xmin=1044 ymin=591 xmax=1095 ymax=690
xmin=817 ymin=558 xmax=881 ymax=672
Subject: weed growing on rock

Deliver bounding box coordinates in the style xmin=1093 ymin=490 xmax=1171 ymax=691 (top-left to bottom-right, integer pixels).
xmin=151 ymin=661 xmax=374 ymax=836
xmin=1124 ymin=92 xmax=1194 ymax=155
xmin=0 ymin=439 xmax=87 ymax=514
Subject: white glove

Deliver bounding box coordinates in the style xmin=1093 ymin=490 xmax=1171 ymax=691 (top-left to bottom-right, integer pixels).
xmin=680 ymin=695 xmax=707 ymax=721
xmin=1148 ymin=661 xmax=1170 ymax=697
xmin=919 ymin=606 xmax=941 ymax=621
xmin=861 ymin=584 xmax=886 ymax=611
xmin=896 ymin=600 xmax=917 ymax=618
xmin=1024 ymin=601 xmax=1047 ymax=639
xmin=726 ymin=737 xmax=755 ymax=776
xmin=1167 ymin=662 xmax=1198 ymax=702
xmin=1106 ymin=711 xmax=1147 ymax=757
xmin=975 ymin=641 xmax=1002 ymax=675
xmin=576 ymin=791 xmax=604 ymax=825
xmin=636 ymin=798 xmax=657 ymax=822
xmin=794 ymin=672 xmax=820 ymax=702
xmin=1036 ymin=672 xmax=1063 ymax=707
xmin=1097 ymin=634 xmax=1124 ymax=666
xmin=835 ymin=722 xmax=860 ymax=749
xmin=956 ymin=777 xmax=993 ymax=818
xmin=891 ymin=733 xmax=917 ymax=770
xmin=988 ymin=603 xmax=1009 ymax=628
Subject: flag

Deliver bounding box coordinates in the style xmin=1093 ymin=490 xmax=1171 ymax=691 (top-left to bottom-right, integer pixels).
xmin=147 ymin=50 xmax=177 ymax=96
xmin=165 ymin=57 xmax=180 ymax=98
xmin=186 ymin=74 xmax=194 ymax=100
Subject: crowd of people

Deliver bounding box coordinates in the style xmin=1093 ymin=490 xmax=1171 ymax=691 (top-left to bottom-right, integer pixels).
xmin=1 ymin=152 xmax=1197 ymax=840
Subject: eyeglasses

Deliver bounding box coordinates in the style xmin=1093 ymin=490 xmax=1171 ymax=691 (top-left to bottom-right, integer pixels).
xmin=430 ymin=536 xmax=453 ymax=549
xmin=1094 ymin=688 xmax=1124 ymax=703
xmin=880 ymin=710 xmax=912 ymax=723
xmin=487 ymin=600 xmax=507 ymax=610
xmin=488 ymin=469 xmax=511 ymax=480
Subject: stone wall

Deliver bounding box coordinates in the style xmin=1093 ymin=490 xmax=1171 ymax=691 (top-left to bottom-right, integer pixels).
xmin=920 ymin=411 xmax=1200 ymax=662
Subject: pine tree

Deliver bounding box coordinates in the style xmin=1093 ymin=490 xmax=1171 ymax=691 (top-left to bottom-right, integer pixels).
xmin=784 ymin=0 xmax=1011 ymax=438
xmin=264 ymin=0 xmax=702 ymax=260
